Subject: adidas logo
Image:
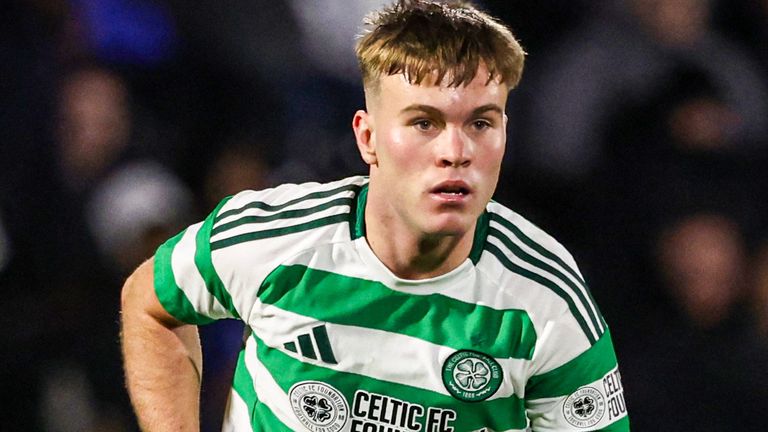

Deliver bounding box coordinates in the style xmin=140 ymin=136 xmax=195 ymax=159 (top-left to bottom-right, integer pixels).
xmin=284 ymin=324 xmax=337 ymax=364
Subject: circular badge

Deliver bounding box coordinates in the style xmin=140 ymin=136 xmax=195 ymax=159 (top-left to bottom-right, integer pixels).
xmin=289 ymin=381 xmax=349 ymax=432
xmin=562 ymin=386 xmax=606 ymax=428
xmin=442 ymin=350 xmax=503 ymax=402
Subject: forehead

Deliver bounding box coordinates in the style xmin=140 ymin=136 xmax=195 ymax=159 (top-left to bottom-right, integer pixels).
xmin=374 ymin=65 xmax=508 ymax=112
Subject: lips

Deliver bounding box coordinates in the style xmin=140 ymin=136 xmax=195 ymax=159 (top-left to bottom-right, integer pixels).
xmin=430 ymin=180 xmax=473 ymax=200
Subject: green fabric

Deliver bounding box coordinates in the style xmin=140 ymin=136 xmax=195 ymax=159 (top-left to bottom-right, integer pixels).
xmin=231 ymin=348 xmax=293 ymax=431
xmin=489 ymin=213 xmax=585 ymax=285
xmin=351 ymin=183 xmax=367 ymax=240
xmin=485 ymin=242 xmax=597 ymax=345
xmin=216 ymin=183 xmax=361 ymax=222
xmin=598 ymin=414 xmax=630 ymax=431
xmin=469 ymin=210 xmax=490 ymax=264
xmin=212 ymin=196 xmax=354 ymax=237
xmin=526 ymin=330 xmax=618 ymax=400
xmin=153 ymin=229 xmax=215 ymax=325
xmin=194 ymin=196 xmax=240 ymax=318
xmin=253 ymin=332 xmax=530 ymax=431
xmin=210 ymin=213 xmax=349 ymax=251
xmin=488 ymin=227 xmax=603 ymax=338
xmin=259 ymin=265 xmax=537 ymax=360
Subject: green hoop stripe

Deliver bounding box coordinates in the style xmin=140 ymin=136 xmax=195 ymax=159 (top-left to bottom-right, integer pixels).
xmin=215 ymin=183 xmax=361 ymax=223
xmin=212 ymin=196 xmax=354 ymax=237
xmin=210 ymin=213 xmax=350 ymax=251
xmin=231 ymin=348 xmax=292 ymax=431
xmin=258 ymin=265 xmax=537 ymax=360
xmin=488 ymin=227 xmax=604 ymax=338
xmin=251 ymin=332 xmax=530 ymax=431
xmin=525 ymin=330 xmax=617 ymax=399
xmin=195 ymin=197 xmax=240 ymax=319
xmin=484 ymin=243 xmax=597 ymax=345
xmin=598 ymin=414 xmax=630 ymax=431
xmin=153 ymin=229 xmax=215 ymax=325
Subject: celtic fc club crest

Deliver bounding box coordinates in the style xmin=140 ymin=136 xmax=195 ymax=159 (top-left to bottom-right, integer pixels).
xmin=442 ymin=350 xmax=503 ymax=402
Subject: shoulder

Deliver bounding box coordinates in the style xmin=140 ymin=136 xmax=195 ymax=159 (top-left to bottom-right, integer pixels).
xmin=483 ymin=201 xmax=582 ymax=276
xmin=218 ymin=176 xmax=367 ymax=219
xmin=479 ymin=201 xmax=606 ymax=350
xmin=208 ymin=176 xmax=367 ymax=253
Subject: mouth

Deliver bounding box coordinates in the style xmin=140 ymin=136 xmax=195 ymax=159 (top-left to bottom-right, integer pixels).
xmin=429 ymin=180 xmax=473 ymax=201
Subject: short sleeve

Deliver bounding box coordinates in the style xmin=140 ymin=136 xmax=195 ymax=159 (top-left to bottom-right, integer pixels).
xmin=154 ymin=196 xmax=239 ymax=324
xmin=525 ymin=329 xmax=630 ymax=431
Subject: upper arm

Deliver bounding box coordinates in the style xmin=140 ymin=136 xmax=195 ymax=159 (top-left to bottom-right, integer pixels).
xmin=150 ymin=196 xmax=241 ymax=324
xmin=121 ymin=257 xmax=185 ymax=328
xmin=524 ymin=330 xmax=629 ymax=431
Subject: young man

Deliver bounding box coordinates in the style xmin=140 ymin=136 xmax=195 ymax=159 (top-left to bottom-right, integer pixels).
xmin=121 ymin=1 xmax=629 ymax=430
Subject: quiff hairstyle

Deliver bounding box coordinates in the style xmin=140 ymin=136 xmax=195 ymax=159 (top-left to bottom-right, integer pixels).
xmin=355 ymin=0 xmax=525 ymax=93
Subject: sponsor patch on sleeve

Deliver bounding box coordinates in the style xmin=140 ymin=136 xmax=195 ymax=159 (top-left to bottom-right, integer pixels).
xmin=562 ymin=366 xmax=627 ymax=429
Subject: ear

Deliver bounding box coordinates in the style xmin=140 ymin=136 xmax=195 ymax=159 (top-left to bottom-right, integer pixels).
xmin=353 ymin=110 xmax=377 ymax=165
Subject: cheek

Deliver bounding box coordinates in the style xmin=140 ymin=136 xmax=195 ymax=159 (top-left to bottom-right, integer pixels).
xmin=478 ymin=139 xmax=505 ymax=170
xmin=381 ymin=129 xmax=427 ymax=167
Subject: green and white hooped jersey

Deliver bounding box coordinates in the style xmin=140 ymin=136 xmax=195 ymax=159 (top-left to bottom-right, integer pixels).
xmin=154 ymin=176 xmax=629 ymax=432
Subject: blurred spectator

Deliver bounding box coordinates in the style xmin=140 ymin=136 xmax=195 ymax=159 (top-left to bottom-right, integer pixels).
xmin=149 ymin=0 xmax=291 ymax=190
xmin=198 ymin=135 xmax=276 ymax=432
xmin=586 ymin=62 xmax=768 ymax=429
xmin=513 ymin=0 xmax=768 ymax=184
xmin=287 ymin=0 xmax=387 ymax=84
xmin=57 ymin=65 xmax=132 ymax=191
xmin=30 ymin=64 xmax=181 ymax=431
xmin=259 ymin=0 xmax=374 ymax=183
xmin=203 ymin=137 xmax=274 ymax=209
xmin=168 ymin=0 xmax=373 ymax=184
xmin=87 ymin=160 xmax=194 ymax=272
xmin=605 ymin=63 xmax=763 ymax=234
xmin=657 ymin=214 xmax=747 ymax=329
xmin=575 ymin=63 xmax=765 ymax=332
xmin=621 ymin=212 xmax=768 ymax=431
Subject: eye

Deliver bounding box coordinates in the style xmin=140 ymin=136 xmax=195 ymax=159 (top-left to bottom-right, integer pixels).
xmin=412 ymin=119 xmax=435 ymax=131
xmin=472 ymin=119 xmax=493 ymax=130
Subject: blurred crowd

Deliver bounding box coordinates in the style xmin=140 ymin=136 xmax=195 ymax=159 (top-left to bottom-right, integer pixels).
xmin=1 ymin=0 xmax=767 ymax=430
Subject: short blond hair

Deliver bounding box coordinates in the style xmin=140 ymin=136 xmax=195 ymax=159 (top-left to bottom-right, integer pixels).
xmin=355 ymin=0 xmax=525 ymax=92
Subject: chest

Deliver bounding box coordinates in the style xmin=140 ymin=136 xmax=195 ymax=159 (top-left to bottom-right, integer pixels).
xmin=245 ymin=263 xmax=535 ymax=431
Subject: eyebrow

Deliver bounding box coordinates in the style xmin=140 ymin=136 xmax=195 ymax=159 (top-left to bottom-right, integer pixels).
xmin=399 ymin=103 xmax=504 ymax=117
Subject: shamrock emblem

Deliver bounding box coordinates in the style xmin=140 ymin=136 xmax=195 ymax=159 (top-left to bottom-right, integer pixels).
xmin=573 ymin=396 xmax=595 ymax=418
xmin=453 ymin=358 xmax=490 ymax=391
xmin=301 ymin=395 xmax=333 ymax=423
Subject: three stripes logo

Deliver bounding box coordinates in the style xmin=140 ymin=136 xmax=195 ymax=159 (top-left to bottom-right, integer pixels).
xmin=284 ymin=325 xmax=338 ymax=364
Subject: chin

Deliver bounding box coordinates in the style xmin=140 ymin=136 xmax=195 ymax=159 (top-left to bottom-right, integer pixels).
xmin=423 ymin=215 xmax=475 ymax=237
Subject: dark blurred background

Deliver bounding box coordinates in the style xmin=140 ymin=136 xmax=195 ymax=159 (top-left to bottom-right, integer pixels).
xmin=1 ymin=0 xmax=767 ymax=430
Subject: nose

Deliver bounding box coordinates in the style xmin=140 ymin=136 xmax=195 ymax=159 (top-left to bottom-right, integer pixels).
xmin=437 ymin=126 xmax=472 ymax=168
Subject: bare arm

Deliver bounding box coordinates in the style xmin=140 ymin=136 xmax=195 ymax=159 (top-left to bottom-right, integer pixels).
xmin=121 ymin=257 xmax=203 ymax=431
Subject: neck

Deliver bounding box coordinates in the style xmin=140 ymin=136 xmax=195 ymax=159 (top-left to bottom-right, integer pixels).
xmin=363 ymin=195 xmax=476 ymax=281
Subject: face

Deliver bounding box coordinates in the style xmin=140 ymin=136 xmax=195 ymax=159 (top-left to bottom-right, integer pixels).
xmin=58 ymin=69 xmax=130 ymax=177
xmin=353 ymin=65 xmax=508 ymax=238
